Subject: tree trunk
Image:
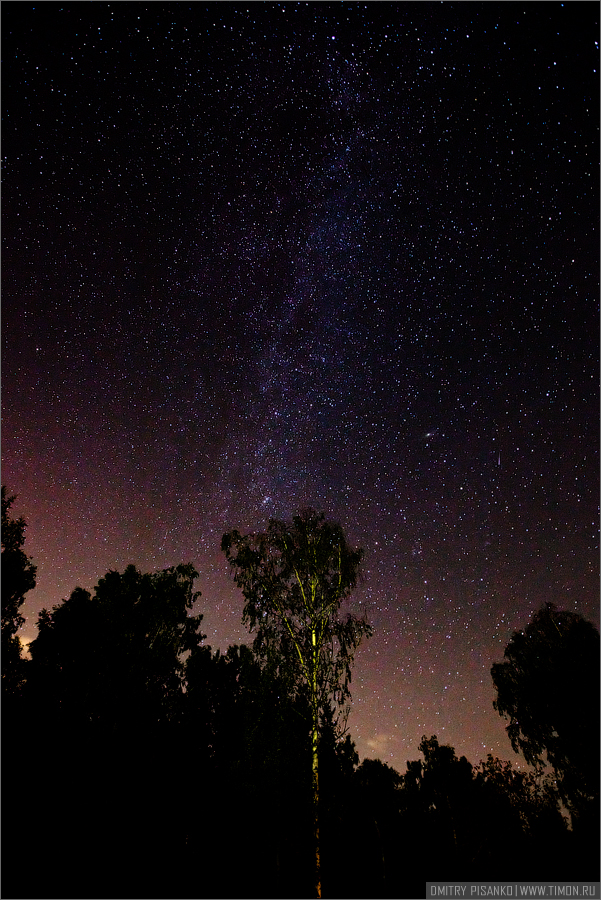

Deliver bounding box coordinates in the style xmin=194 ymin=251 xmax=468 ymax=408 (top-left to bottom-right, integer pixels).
xmin=313 ymin=717 xmax=321 ymax=899
xmin=311 ymin=619 xmax=321 ymax=899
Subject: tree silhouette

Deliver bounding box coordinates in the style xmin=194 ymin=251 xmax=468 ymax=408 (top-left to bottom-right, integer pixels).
xmin=471 ymin=754 xmax=569 ymax=878
xmin=21 ymin=563 xmax=204 ymax=900
xmin=222 ymin=509 xmax=371 ymax=898
xmin=402 ymin=735 xmax=476 ymax=875
xmin=1 ymin=486 xmax=37 ymax=698
xmin=491 ymin=602 xmax=600 ymax=825
xmin=29 ymin=562 xmax=203 ymax=733
xmin=354 ymin=757 xmax=402 ymax=892
xmin=182 ymin=641 xmax=315 ymax=898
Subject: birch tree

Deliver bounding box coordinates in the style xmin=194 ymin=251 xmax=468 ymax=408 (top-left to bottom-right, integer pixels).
xmin=222 ymin=509 xmax=371 ymax=899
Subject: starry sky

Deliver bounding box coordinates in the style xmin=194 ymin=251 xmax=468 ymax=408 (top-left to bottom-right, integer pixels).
xmin=2 ymin=2 xmax=599 ymax=773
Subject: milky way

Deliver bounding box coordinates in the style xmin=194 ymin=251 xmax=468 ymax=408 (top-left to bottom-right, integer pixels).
xmin=2 ymin=2 xmax=598 ymax=771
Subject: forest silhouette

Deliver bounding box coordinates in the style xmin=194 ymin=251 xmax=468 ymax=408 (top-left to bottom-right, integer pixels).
xmin=2 ymin=489 xmax=599 ymax=899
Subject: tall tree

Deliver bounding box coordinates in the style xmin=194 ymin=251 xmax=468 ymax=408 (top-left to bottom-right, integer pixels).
xmin=1 ymin=486 xmax=37 ymax=697
xmin=491 ymin=602 xmax=600 ymax=825
xmin=222 ymin=509 xmax=371 ymax=898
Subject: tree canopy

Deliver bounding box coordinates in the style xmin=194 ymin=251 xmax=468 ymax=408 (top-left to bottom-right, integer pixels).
xmin=1 ymin=486 xmax=37 ymax=697
xmin=222 ymin=509 xmax=371 ymax=726
xmin=28 ymin=562 xmax=204 ymax=733
xmin=491 ymin=602 xmax=600 ymax=822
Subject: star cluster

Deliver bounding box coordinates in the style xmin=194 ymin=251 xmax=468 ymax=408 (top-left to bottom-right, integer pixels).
xmin=2 ymin=2 xmax=598 ymax=771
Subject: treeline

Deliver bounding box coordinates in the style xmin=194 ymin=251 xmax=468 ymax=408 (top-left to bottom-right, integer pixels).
xmin=2 ymin=491 xmax=599 ymax=898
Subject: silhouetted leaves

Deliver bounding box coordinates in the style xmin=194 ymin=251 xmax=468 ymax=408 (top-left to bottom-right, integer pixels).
xmin=4 ymin=512 xmax=599 ymax=897
xmin=28 ymin=562 xmax=204 ymax=734
xmin=1 ymin=485 xmax=37 ymax=698
xmin=182 ymin=641 xmax=316 ymax=898
xmin=491 ymin=602 xmax=600 ymax=822
xmin=222 ymin=509 xmax=371 ymax=728
xmin=12 ymin=563 xmax=204 ymax=900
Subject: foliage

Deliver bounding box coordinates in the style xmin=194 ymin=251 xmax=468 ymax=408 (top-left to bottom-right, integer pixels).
xmin=470 ymin=753 xmax=573 ymax=879
xmin=400 ymin=734 xmax=475 ymax=817
xmin=184 ymin=640 xmax=311 ymax=770
xmin=182 ymin=641 xmax=315 ymax=898
xmin=474 ymin=754 xmax=565 ymax=837
xmin=353 ymin=757 xmax=403 ymax=892
xmin=1 ymin=486 xmax=37 ymax=697
xmin=400 ymin=735 xmax=475 ymax=869
xmin=222 ymin=509 xmax=371 ymax=898
xmin=491 ymin=602 xmax=600 ymax=820
xmin=28 ymin=562 xmax=204 ymax=732
xmin=222 ymin=509 xmax=371 ymax=731
xmin=14 ymin=562 xmax=204 ymax=900
xmin=7 ymin=508 xmax=596 ymax=895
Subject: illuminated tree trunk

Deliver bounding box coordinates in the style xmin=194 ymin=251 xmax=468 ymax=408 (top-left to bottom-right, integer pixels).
xmin=312 ymin=712 xmax=321 ymax=899
xmin=312 ymin=625 xmax=322 ymax=899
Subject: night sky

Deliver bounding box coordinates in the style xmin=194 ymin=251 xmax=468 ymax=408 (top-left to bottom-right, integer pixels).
xmin=2 ymin=2 xmax=598 ymax=773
